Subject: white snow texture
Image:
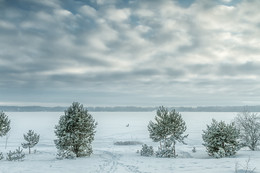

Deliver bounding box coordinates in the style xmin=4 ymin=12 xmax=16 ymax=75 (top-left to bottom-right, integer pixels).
xmin=0 ymin=112 xmax=259 ymax=173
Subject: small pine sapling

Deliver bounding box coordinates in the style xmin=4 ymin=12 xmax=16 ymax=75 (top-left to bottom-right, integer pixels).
xmin=148 ymin=106 xmax=188 ymax=158
xmin=140 ymin=144 xmax=154 ymax=157
xmin=21 ymin=130 xmax=40 ymax=154
xmin=6 ymin=147 xmax=25 ymax=161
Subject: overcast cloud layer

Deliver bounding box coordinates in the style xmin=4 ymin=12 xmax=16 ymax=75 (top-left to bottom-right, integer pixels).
xmin=1 ymin=0 xmax=260 ymax=107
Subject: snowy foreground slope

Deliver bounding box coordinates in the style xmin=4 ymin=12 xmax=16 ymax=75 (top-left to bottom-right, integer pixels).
xmin=0 ymin=112 xmax=259 ymax=173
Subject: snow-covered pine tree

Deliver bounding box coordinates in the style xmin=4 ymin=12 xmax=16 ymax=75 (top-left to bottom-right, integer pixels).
xmin=202 ymin=119 xmax=240 ymax=158
xmin=148 ymin=106 xmax=188 ymax=158
xmin=234 ymin=110 xmax=260 ymax=151
xmin=21 ymin=130 xmax=40 ymax=154
xmin=0 ymin=111 xmax=11 ymax=138
xmin=54 ymin=102 xmax=97 ymax=158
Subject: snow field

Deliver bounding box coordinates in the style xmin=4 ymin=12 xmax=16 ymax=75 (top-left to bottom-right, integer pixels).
xmin=0 ymin=112 xmax=259 ymax=173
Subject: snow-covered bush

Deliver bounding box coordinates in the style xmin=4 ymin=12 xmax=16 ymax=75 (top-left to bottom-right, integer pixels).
xmin=140 ymin=144 xmax=154 ymax=157
xmin=6 ymin=147 xmax=25 ymax=161
xmin=202 ymin=119 xmax=240 ymax=158
xmin=148 ymin=106 xmax=188 ymax=157
xmin=54 ymin=102 xmax=97 ymax=158
xmin=234 ymin=111 xmax=260 ymax=151
xmin=22 ymin=130 xmax=40 ymax=154
xmin=0 ymin=111 xmax=11 ymax=137
xmin=114 ymin=141 xmax=142 ymax=145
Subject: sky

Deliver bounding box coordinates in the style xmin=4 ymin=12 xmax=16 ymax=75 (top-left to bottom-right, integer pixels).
xmin=0 ymin=0 xmax=260 ymax=107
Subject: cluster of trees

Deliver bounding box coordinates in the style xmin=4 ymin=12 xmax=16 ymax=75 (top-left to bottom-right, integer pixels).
xmin=1 ymin=103 xmax=260 ymax=161
xmin=142 ymin=106 xmax=260 ymax=158
xmin=0 ymin=102 xmax=97 ymax=160
xmin=0 ymin=111 xmax=40 ymax=161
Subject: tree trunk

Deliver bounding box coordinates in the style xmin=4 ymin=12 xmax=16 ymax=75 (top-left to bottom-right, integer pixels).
xmin=5 ymin=133 xmax=10 ymax=149
xmin=74 ymin=145 xmax=79 ymax=157
xmin=173 ymin=141 xmax=176 ymax=157
xmin=5 ymin=136 xmax=8 ymax=149
xmin=29 ymin=147 xmax=31 ymax=154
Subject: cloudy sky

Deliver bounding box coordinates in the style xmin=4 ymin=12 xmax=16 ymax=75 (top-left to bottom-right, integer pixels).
xmin=1 ymin=0 xmax=260 ymax=107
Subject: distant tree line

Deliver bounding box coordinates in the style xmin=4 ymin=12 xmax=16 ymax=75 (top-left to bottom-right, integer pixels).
xmin=2 ymin=105 xmax=260 ymax=112
xmin=0 ymin=106 xmax=155 ymax=112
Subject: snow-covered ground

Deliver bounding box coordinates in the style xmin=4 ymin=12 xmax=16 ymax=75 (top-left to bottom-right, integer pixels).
xmin=0 ymin=112 xmax=259 ymax=173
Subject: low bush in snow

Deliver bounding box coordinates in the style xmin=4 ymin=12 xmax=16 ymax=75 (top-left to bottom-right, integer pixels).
xmin=114 ymin=141 xmax=143 ymax=145
xmin=6 ymin=147 xmax=25 ymax=161
xmin=56 ymin=147 xmax=76 ymax=159
xmin=140 ymin=144 xmax=154 ymax=157
xmin=202 ymin=119 xmax=240 ymax=158
xmin=192 ymin=147 xmax=196 ymax=153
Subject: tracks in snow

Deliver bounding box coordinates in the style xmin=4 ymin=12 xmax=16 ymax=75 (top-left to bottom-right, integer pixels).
xmin=97 ymin=151 xmax=119 ymax=173
xmin=96 ymin=150 xmax=147 ymax=173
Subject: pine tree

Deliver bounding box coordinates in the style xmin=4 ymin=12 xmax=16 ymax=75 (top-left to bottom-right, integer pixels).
xmin=202 ymin=119 xmax=240 ymax=158
xmin=54 ymin=102 xmax=97 ymax=158
xmin=21 ymin=130 xmax=40 ymax=154
xmin=0 ymin=111 xmax=11 ymax=149
xmin=0 ymin=111 xmax=11 ymax=137
xmin=234 ymin=110 xmax=260 ymax=151
xmin=148 ymin=106 xmax=188 ymax=157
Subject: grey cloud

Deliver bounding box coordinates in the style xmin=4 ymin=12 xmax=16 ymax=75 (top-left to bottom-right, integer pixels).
xmin=49 ymin=68 xmax=161 ymax=85
xmin=164 ymin=68 xmax=187 ymax=78
xmin=1 ymin=0 xmax=260 ymax=106
xmin=218 ymin=62 xmax=260 ymax=76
